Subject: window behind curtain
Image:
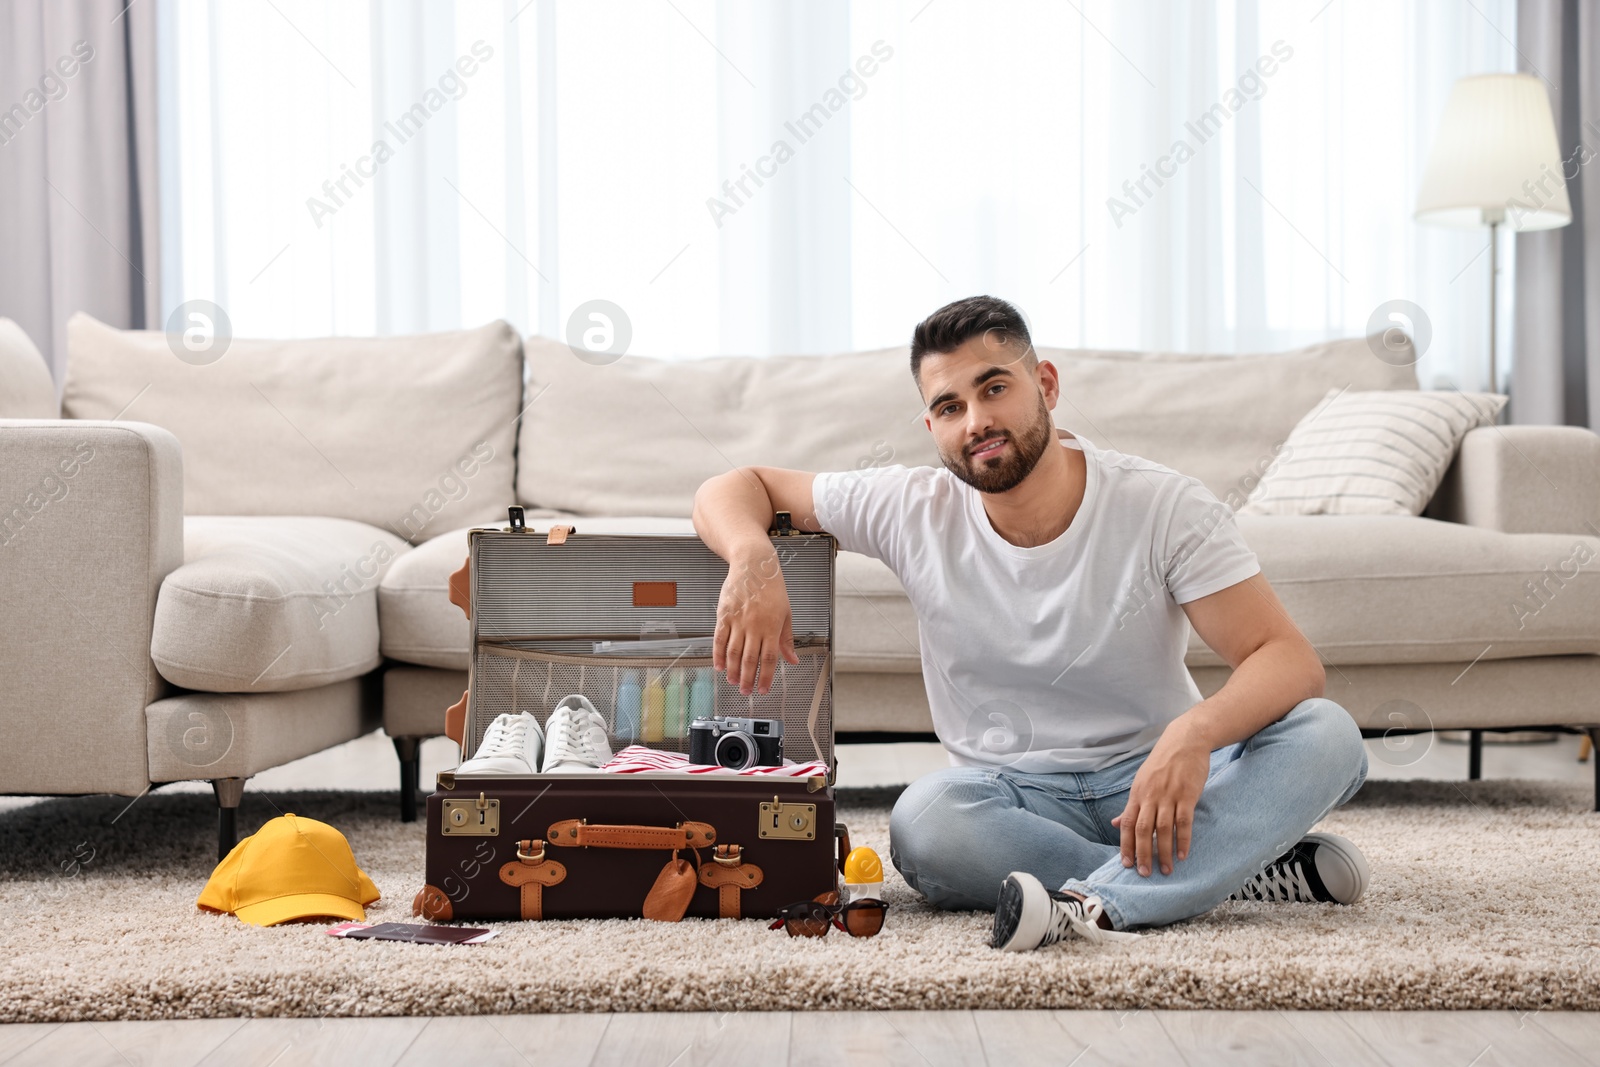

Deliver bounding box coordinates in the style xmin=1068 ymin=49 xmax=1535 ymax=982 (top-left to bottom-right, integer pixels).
xmin=159 ymin=0 xmax=1519 ymax=392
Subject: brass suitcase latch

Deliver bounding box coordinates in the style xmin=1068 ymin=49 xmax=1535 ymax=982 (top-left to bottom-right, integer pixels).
xmin=759 ymin=798 xmax=816 ymax=841
xmin=442 ymin=793 xmax=500 ymax=836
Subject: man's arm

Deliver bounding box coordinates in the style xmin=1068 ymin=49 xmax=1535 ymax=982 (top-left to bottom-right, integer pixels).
xmin=1176 ymin=572 xmax=1326 ymax=746
xmin=690 ymin=467 xmax=823 ymax=695
xmin=1113 ymin=572 xmax=1325 ymax=878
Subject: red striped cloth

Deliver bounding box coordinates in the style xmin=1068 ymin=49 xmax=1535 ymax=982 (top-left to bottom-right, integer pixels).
xmin=600 ymin=745 xmax=828 ymax=777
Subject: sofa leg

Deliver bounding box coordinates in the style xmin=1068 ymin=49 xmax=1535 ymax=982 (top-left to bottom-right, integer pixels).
xmin=1589 ymin=730 xmax=1600 ymax=813
xmin=393 ymin=737 xmax=421 ymax=823
xmin=212 ymin=777 xmax=246 ymax=861
xmin=1467 ymin=730 xmax=1483 ymax=780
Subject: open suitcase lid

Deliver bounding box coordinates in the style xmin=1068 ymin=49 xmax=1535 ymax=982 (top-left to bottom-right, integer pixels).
xmin=449 ymin=508 xmax=840 ymax=786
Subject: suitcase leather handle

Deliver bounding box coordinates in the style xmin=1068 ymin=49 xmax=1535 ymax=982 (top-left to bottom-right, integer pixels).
xmin=547 ymin=819 xmax=716 ymax=850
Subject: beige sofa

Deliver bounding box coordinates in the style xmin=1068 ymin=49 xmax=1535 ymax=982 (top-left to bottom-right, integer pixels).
xmin=4 ymin=316 xmax=1599 ymax=856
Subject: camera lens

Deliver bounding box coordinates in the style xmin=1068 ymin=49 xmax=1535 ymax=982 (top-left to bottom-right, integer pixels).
xmin=714 ymin=730 xmax=757 ymax=771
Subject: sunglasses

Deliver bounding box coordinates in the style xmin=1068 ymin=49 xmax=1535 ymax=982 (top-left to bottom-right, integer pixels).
xmin=767 ymin=894 xmax=889 ymax=939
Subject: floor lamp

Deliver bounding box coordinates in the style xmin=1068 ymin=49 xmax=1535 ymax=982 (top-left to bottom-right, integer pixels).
xmin=1415 ymin=74 xmax=1572 ymax=761
xmin=1415 ymin=73 xmax=1571 ymax=404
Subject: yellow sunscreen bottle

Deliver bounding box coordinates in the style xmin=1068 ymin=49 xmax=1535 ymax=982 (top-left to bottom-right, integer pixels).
xmin=642 ymin=668 xmax=665 ymax=743
xmin=843 ymin=846 xmax=884 ymax=903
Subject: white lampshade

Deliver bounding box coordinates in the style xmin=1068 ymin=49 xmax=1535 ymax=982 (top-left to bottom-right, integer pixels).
xmin=1415 ymin=73 xmax=1572 ymax=231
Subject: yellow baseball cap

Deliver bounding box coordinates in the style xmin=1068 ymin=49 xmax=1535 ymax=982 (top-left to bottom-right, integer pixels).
xmin=198 ymin=813 xmax=380 ymax=926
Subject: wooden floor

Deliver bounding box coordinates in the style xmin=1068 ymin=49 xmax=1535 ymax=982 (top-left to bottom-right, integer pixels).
xmin=2 ymin=1010 xmax=1598 ymax=1066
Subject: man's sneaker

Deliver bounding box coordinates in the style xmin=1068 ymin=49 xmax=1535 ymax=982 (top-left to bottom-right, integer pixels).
xmin=541 ymin=695 xmax=614 ymax=773
xmin=991 ymin=872 xmax=1140 ymax=951
xmin=457 ymin=711 xmax=543 ymax=775
xmin=1231 ymin=832 xmax=1370 ymax=904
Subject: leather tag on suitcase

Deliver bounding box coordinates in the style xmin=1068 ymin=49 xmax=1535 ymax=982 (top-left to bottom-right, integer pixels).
xmin=642 ymin=855 xmax=698 ymax=922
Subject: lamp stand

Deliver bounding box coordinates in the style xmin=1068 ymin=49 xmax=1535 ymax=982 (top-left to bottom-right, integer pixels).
xmin=1488 ymin=218 xmax=1499 ymax=398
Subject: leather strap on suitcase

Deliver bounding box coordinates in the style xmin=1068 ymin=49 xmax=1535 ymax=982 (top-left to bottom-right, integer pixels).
xmin=498 ymin=840 xmax=567 ymax=920
xmin=698 ymin=844 xmax=764 ymax=919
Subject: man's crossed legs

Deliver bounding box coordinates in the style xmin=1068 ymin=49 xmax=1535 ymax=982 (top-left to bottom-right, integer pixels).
xmin=888 ymin=697 xmax=1370 ymax=946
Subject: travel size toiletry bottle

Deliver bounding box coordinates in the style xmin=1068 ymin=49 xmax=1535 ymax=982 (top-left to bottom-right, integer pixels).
xmin=642 ymin=668 xmax=665 ymax=742
xmin=616 ymin=669 xmax=642 ymax=741
xmin=665 ymin=668 xmax=686 ymax=738
xmin=688 ymin=667 xmax=714 ymax=723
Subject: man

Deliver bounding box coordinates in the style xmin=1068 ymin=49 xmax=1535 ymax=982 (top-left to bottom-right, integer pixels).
xmin=690 ymin=295 xmax=1369 ymax=951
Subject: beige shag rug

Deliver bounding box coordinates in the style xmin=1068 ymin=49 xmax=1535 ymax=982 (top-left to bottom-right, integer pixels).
xmin=1 ymin=778 xmax=1597 ymax=1020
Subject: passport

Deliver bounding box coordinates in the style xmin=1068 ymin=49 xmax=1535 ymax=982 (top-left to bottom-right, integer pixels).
xmin=335 ymin=922 xmax=495 ymax=944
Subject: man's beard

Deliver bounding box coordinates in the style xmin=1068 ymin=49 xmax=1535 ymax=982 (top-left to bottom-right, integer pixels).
xmin=940 ymin=399 xmax=1056 ymax=494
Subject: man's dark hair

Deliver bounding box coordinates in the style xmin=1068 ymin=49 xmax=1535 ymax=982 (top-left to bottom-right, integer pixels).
xmin=909 ymin=295 xmax=1033 ymax=382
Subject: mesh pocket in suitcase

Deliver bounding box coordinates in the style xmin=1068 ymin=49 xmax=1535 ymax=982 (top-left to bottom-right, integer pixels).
xmin=470 ymin=639 xmax=833 ymax=763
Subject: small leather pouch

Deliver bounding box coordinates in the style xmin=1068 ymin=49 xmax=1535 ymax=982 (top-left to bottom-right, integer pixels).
xmin=642 ymin=853 xmax=698 ymax=922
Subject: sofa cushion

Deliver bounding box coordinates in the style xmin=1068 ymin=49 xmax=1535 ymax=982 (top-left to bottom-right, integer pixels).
xmin=833 ymin=514 xmax=1600 ymax=669
xmin=378 ymin=525 xmax=474 ymax=670
xmin=516 ymin=339 xmax=939 ymax=518
xmin=844 ymin=514 xmax=1600 ymax=670
xmin=516 ymin=335 xmax=1417 ymax=518
xmin=1185 ymin=515 xmax=1600 ymax=666
xmin=62 ymin=315 xmax=522 ymax=542
xmin=153 ymin=517 xmax=409 ymax=693
xmin=835 ymin=550 xmax=921 ymax=672
xmin=1040 ymin=337 xmax=1420 ymax=506
xmin=0 ymin=319 xmax=57 ymax=418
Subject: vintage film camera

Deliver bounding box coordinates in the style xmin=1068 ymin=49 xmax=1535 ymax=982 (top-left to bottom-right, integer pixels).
xmin=688 ymin=716 xmax=784 ymax=770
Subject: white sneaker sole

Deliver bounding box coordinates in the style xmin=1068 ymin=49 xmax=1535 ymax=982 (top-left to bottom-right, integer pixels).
xmin=995 ymin=872 xmax=1051 ymax=952
xmin=1304 ymin=831 xmax=1370 ymax=904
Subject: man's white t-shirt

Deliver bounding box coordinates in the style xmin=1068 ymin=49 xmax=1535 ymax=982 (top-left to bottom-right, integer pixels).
xmin=811 ymin=431 xmax=1261 ymax=774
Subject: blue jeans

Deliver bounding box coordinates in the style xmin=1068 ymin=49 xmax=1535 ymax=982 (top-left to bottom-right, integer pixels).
xmin=888 ymin=697 xmax=1368 ymax=930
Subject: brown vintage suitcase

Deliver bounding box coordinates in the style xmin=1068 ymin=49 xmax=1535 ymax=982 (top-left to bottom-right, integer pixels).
xmin=415 ymin=509 xmax=845 ymax=923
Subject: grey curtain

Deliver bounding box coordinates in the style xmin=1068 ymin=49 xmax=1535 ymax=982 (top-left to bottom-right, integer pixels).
xmin=1515 ymin=0 xmax=1600 ymax=429
xmin=0 ymin=1 xmax=159 ymax=389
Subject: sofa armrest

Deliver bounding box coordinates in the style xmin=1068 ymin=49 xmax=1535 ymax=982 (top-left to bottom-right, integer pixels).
xmin=1426 ymin=424 xmax=1600 ymax=536
xmin=0 ymin=419 xmax=183 ymax=795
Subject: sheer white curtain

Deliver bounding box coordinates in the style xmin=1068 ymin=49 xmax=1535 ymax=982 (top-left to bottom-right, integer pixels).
xmin=160 ymin=0 xmax=1518 ymax=389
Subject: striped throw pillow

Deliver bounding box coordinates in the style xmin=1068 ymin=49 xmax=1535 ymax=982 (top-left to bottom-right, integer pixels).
xmin=1237 ymin=389 xmax=1507 ymax=516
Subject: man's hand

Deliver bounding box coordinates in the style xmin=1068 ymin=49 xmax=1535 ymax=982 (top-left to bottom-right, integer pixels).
xmin=712 ymin=546 xmax=799 ymax=695
xmin=1111 ymin=719 xmax=1212 ymax=876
